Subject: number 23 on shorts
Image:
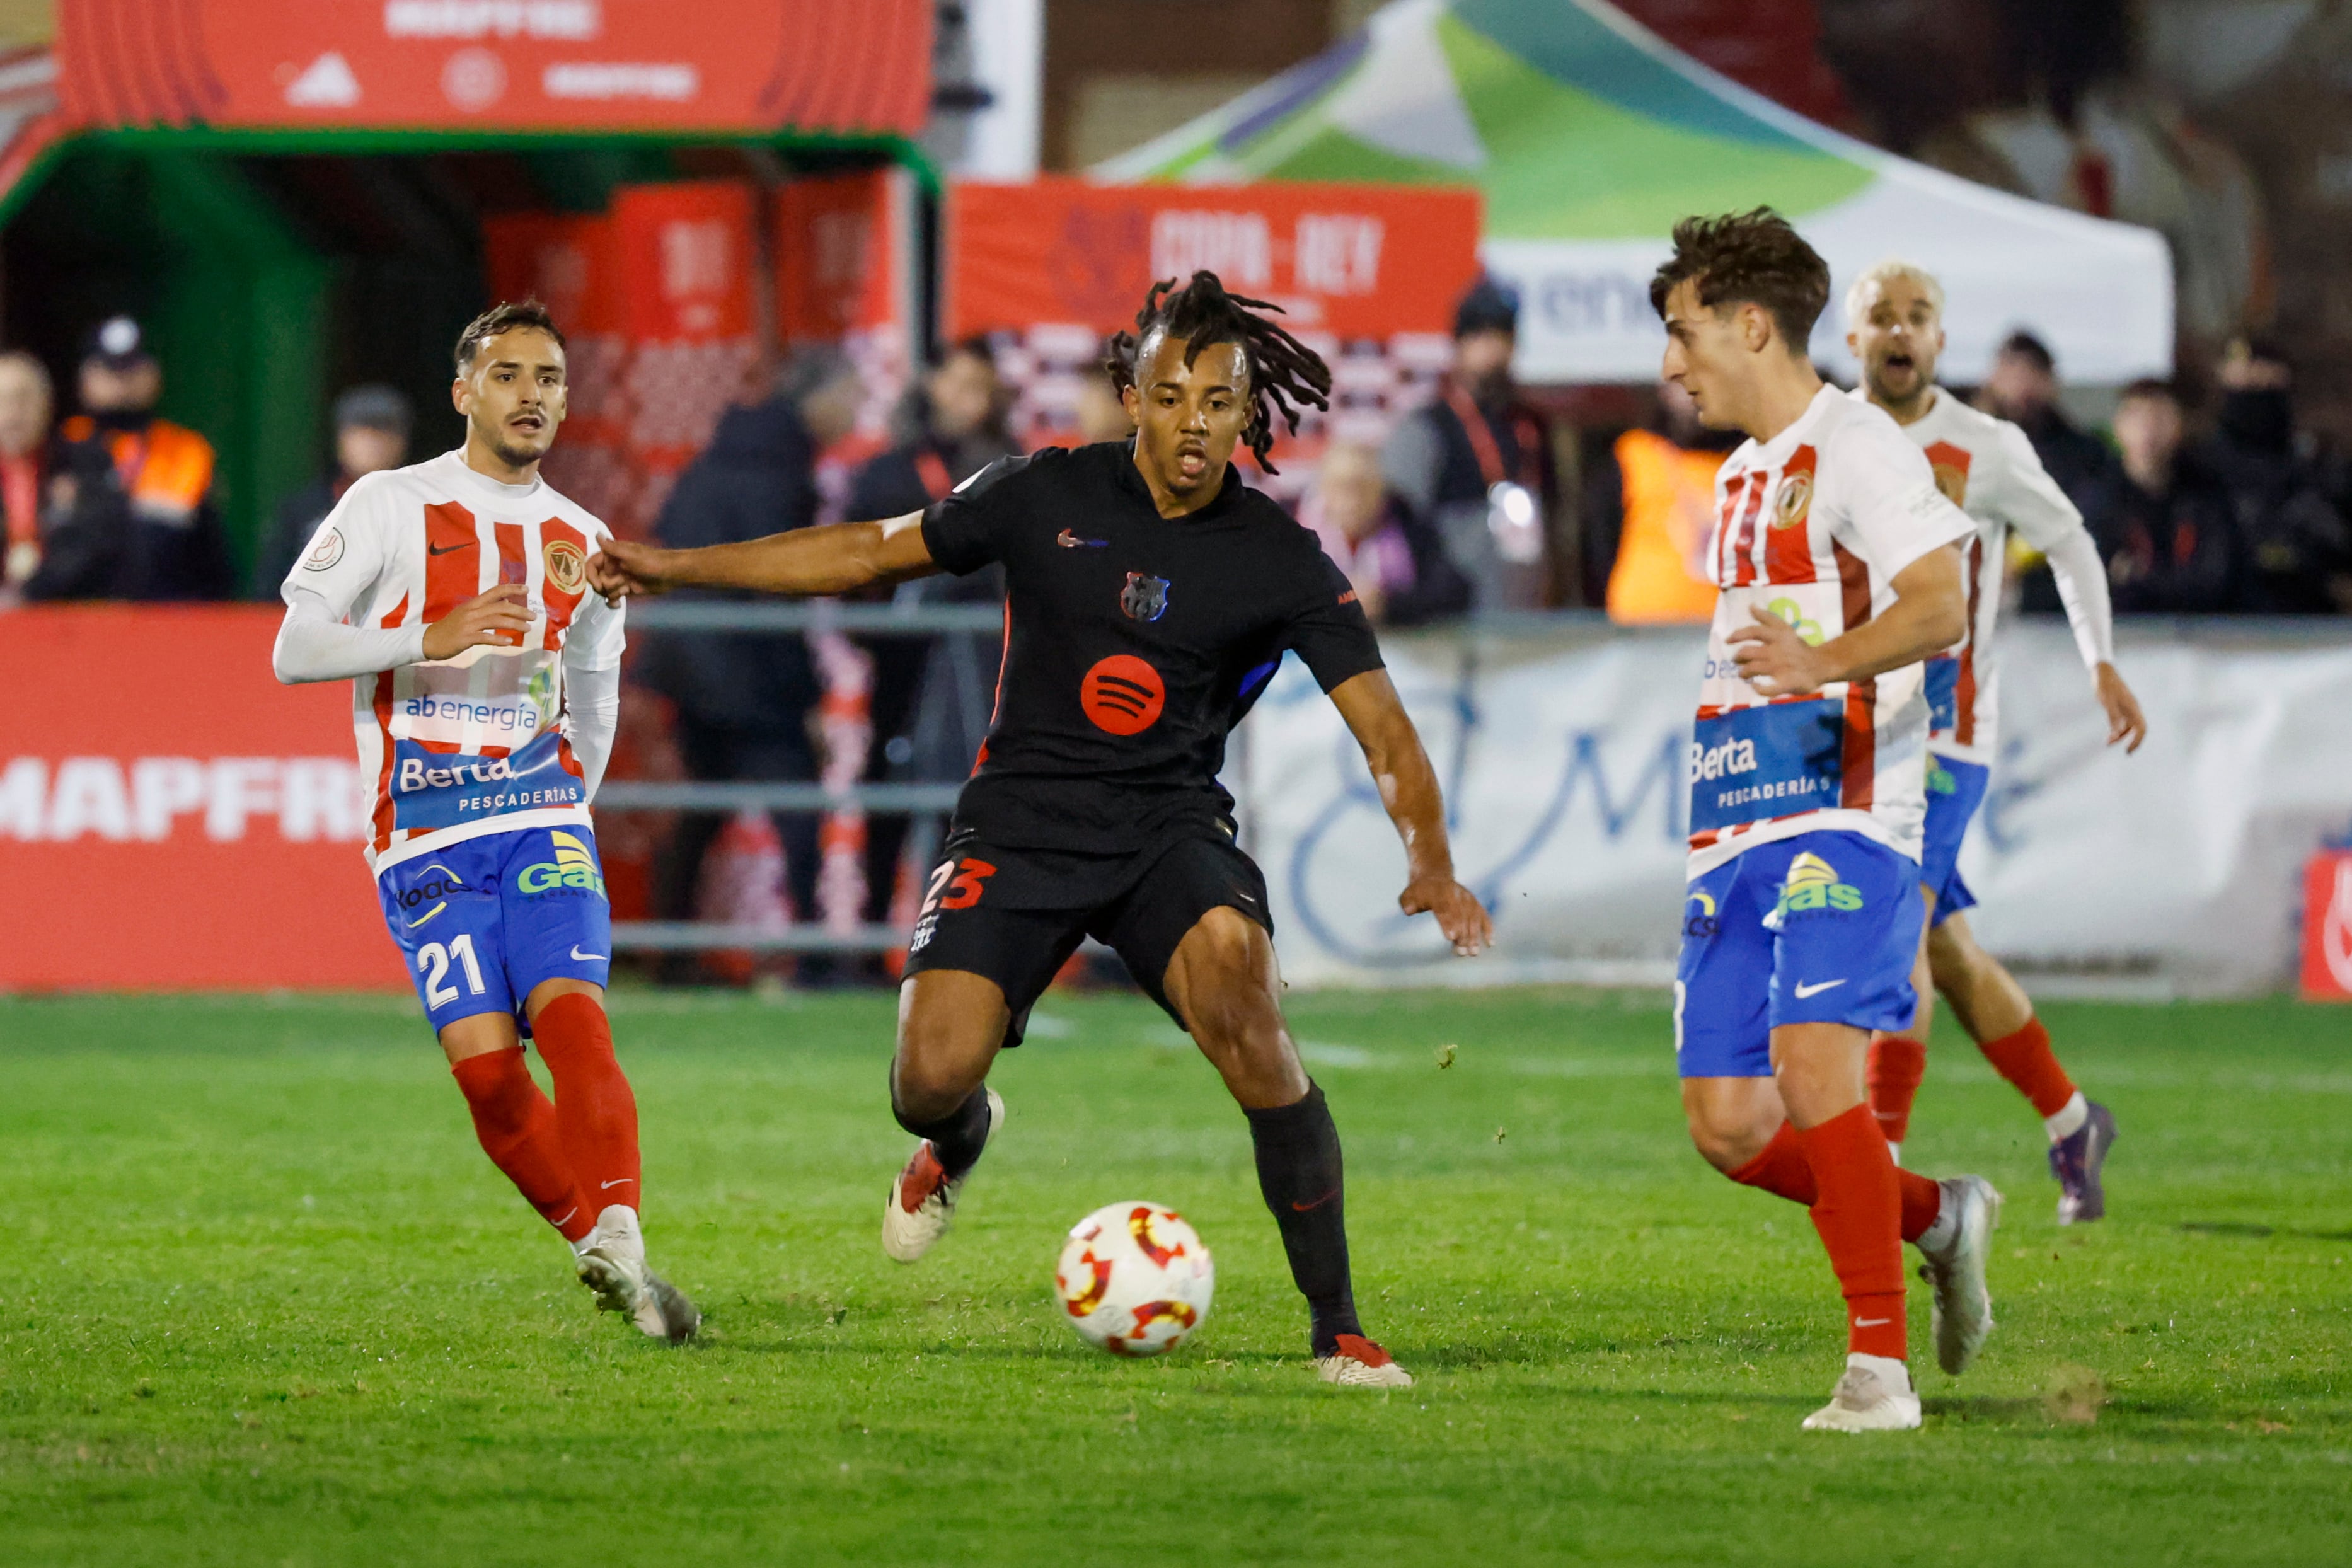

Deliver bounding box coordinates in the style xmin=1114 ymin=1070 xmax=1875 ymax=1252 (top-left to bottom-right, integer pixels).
xmin=923 ymin=856 xmax=998 ymax=914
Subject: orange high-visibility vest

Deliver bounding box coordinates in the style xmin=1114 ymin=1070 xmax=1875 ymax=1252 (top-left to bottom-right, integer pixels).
xmin=61 ymin=415 xmax=216 ymax=524
xmin=1605 ymin=428 xmax=1721 ymax=625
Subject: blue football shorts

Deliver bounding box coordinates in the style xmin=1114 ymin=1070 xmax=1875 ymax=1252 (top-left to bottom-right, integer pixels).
xmin=1919 ymin=754 xmax=1990 ymax=927
xmin=1674 ymin=829 xmax=1925 ymax=1079
xmin=376 ymin=823 xmax=614 ymax=1034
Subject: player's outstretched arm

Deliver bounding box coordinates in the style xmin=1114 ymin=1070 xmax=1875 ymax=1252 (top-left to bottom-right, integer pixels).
xmin=1327 ymin=669 xmax=1494 ymax=957
xmin=1728 ymin=543 xmax=1966 ymax=698
xmin=588 ymin=512 xmax=936 ymax=602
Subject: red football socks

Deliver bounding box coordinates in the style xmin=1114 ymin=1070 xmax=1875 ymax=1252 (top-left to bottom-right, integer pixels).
xmin=1729 ymin=1117 xmax=1944 ymax=1243
xmin=1865 ymin=1035 xmax=1927 ymax=1144
xmin=1729 ymin=1121 xmax=1816 ymax=1204
xmin=450 ymin=1047 xmax=594 ymax=1242
xmin=1976 ymin=1016 xmax=2077 ymax=1119
xmin=531 ymin=993 xmax=643 ymax=1217
xmin=1794 ymin=1104 xmax=1908 ymax=1361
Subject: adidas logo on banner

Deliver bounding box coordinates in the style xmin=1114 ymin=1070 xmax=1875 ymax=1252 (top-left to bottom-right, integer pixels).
xmin=285 ymin=53 xmax=361 ymax=108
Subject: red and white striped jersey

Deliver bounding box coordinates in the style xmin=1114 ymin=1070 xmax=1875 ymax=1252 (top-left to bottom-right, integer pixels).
xmin=1689 ymin=387 xmax=1973 ymax=877
xmin=1855 ymin=387 xmax=2107 ymax=766
xmin=284 ymin=451 xmax=624 ymax=874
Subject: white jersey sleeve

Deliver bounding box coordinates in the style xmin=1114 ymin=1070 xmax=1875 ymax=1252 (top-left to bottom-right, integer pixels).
xmin=1984 ymin=420 xmax=2114 ymax=672
xmin=1822 ymin=416 xmax=1974 ymax=583
xmin=272 ymin=475 xmax=426 ymax=683
xmin=559 ymin=577 xmax=625 ymax=798
xmin=561 ymin=575 xmax=627 ymax=672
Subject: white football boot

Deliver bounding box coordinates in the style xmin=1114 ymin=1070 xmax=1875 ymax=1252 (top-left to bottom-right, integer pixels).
xmin=1916 ymin=1174 xmax=2002 ymax=1376
xmin=882 ymin=1087 xmax=1004 ymax=1264
xmin=575 ymin=1205 xmax=701 ymax=1344
xmin=1315 ymin=1334 xmax=1414 ymax=1389
xmin=1802 ymin=1354 xmax=1922 ymax=1433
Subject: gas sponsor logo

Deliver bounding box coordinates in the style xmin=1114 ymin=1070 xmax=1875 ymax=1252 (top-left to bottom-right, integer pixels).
xmin=516 ymin=829 xmax=606 ymax=897
xmin=0 ymin=756 xmax=368 ymax=843
xmin=1771 ymin=851 xmax=1864 ymax=919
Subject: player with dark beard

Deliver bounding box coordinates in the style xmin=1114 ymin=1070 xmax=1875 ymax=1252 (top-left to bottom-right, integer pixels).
xmin=592 ymin=273 xmax=1492 ymax=1388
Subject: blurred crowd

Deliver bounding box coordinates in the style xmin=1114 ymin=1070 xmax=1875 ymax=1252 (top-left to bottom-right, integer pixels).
xmin=7 ymin=293 xmax=2346 ymax=623
xmin=6 ymin=291 xmax=2345 ymax=985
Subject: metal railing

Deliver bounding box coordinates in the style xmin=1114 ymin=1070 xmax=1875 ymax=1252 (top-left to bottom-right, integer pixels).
xmin=603 ymin=598 xmax=999 ymax=954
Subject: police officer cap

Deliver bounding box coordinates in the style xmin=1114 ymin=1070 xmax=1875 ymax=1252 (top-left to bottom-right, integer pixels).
xmin=82 ymin=315 xmax=157 ymax=371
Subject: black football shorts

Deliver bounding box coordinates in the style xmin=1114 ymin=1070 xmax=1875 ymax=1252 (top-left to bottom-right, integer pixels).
xmin=902 ymin=829 xmax=1272 ymax=1045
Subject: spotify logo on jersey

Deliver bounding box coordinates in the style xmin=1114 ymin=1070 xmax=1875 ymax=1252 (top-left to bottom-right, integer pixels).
xmin=1080 ymin=655 xmax=1165 ymax=736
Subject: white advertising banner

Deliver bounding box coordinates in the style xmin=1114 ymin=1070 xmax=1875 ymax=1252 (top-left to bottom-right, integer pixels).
xmin=1229 ymin=621 xmax=2352 ymax=997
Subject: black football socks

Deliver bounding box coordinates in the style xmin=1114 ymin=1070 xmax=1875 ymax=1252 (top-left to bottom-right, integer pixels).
xmin=896 ymin=1084 xmax=994 ymax=1178
xmin=1245 ymin=1080 xmax=1364 ymax=1358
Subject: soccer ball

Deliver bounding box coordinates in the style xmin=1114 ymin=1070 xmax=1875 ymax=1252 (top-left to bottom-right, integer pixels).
xmin=1054 ymin=1201 xmax=1214 ymax=1358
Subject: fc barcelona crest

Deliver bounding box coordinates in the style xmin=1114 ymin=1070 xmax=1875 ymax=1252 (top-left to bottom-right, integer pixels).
xmin=1121 ymin=571 xmax=1170 ymax=623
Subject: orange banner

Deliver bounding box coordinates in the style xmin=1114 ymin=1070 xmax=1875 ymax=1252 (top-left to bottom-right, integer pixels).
xmin=483 ymin=210 xmax=637 ymax=529
xmin=775 ymin=170 xmax=904 ymax=343
xmin=0 ymin=607 xmax=403 ymax=991
xmin=946 ymin=178 xmax=1485 ymax=340
xmin=57 ymin=0 xmax=931 ymax=136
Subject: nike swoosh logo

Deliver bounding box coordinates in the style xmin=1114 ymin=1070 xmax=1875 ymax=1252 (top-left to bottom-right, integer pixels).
xmin=1853 ymin=1317 xmax=1893 ymax=1327
xmin=1056 ymin=529 xmax=1107 ymax=548
xmin=1792 ymin=979 xmax=1847 ymax=998
xmin=428 ymin=541 xmax=472 ymax=556
xmin=571 ymin=945 xmax=604 ymax=962
xmin=1289 ymin=1187 xmax=1340 ymax=1213
xmin=600 ymin=1178 xmax=635 ymax=1190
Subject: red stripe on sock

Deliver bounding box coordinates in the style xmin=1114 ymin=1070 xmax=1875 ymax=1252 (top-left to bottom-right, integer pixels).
xmin=451 ymin=1047 xmax=594 ymax=1242
xmin=532 ymin=993 xmax=642 ymax=1217
xmin=1977 ymin=1017 xmax=2077 ymax=1119
xmin=1865 ymin=1035 xmax=1927 ymax=1144
xmin=1796 ymin=1104 xmax=1907 ymax=1361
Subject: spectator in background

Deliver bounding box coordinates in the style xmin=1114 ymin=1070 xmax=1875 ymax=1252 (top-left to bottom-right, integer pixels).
xmin=1299 ymin=441 xmax=1469 ymax=626
xmin=1976 ymin=330 xmax=2115 ymax=507
xmin=1073 ymin=340 xmax=1134 ymax=445
xmin=2087 ymin=378 xmax=2243 ymax=613
xmin=2205 ymin=335 xmax=2352 ymax=613
xmin=1584 ymin=378 xmax=1734 ymax=622
xmin=0 ymin=350 xmax=52 ymax=594
xmin=640 ymin=349 xmax=863 ymax=977
xmin=250 ymin=385 xmax=413 ymax=596
xmin=42 ymin=316 xmax=232 ymax=600
xmin=839 ymin=338 xmax=1021 ymax=965
xmin=1381 ymin=276 xmax=1559 ymax=609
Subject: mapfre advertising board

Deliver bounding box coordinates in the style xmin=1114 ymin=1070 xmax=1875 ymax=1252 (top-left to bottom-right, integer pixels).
xmin=56 ymin=0 xmax=931 ymax=135
xmin=946 ymin=178 xmax=1485 ymax=338
xmin=0 ymin=608 xmax=401 ymax=991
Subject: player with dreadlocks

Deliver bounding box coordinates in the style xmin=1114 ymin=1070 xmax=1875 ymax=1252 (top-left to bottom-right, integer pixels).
xmin=592 ymin=270 xmax=1492 ymax=1386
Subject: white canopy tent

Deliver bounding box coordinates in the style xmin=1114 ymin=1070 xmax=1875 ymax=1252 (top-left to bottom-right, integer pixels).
xmin=1104 ymin=0 xmax=2174 ymax=384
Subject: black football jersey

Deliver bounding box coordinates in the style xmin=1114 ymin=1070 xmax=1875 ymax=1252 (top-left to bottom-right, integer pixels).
xmin=920 ymin=440 xmax=1383 ymax=854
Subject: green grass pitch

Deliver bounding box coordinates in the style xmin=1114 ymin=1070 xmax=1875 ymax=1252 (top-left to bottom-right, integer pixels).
xmin=4 ymin=988 xmax=2349 ymax=1565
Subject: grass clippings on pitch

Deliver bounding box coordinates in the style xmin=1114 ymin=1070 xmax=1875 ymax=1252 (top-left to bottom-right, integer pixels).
xmin=3 ymin=988 xmax=2348 ymax=1565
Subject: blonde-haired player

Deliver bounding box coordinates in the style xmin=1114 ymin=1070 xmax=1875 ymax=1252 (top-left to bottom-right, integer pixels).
xmin=1844 ymin=260 xmax=2147 ymax=1223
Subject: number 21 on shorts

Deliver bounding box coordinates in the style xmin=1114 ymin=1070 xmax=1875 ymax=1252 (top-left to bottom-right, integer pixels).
xmin=417 ymin=934 xmax=487 ymax=1009
xmin=922 ymin=856 xmax=998 ymax=915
